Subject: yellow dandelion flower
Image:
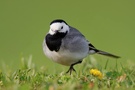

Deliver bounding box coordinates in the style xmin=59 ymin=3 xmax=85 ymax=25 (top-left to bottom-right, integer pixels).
xmin=90 ymin=69 xmax=103 ymax=79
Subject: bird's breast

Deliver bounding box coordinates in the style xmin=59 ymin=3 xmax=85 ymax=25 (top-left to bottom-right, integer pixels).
xmin=43 ymin=43 xmax=88 ymax=66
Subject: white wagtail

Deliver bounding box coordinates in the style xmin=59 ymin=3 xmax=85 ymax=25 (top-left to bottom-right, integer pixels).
xmin=43 ymin=19 xmax=120 ymax=74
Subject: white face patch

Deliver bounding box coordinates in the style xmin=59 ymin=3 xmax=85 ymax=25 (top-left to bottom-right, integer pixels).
xmin=49 ymin=22 xmax=69 ymax=35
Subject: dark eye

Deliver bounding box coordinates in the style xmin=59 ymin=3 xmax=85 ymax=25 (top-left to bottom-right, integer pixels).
xmin=61 ymin=26 xmax=63 ymax=29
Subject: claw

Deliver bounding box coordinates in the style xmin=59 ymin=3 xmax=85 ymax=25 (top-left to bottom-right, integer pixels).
xmin=66 ymin=66 xmax=76 ymax=75
xmin=66 ymin=61 xmax=82 ymax=75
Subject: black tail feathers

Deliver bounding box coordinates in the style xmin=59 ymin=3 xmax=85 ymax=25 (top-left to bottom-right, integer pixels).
xmin=96 ymin=50 xmax=120 ymax=58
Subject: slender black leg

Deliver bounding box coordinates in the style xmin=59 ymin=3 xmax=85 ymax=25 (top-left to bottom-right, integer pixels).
xmin=66 ymin=64 xmax=76 ymax=75
xmin=66 ymin=60 xmax=82 ymax=75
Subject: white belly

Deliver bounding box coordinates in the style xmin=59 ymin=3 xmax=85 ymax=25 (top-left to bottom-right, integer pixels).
xmin=43 ymin=45 xmax=88 ymax=66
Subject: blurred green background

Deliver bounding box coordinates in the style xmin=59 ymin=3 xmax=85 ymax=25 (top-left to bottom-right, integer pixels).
xmin=0 ymin=0 xmax=135 ymax=72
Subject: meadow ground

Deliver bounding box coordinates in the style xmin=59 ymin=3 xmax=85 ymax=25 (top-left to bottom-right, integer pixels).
xmin=0 ymin=56 xmax=135 ymax=90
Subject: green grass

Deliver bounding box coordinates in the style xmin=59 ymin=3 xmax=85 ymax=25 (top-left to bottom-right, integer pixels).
xmin=0 ymin=0 xmax=135 ymax=70
xmin=0 ymin=56 xmax=135 ymax=90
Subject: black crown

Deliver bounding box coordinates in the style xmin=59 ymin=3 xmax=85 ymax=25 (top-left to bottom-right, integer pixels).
xmin=50 ymin=19 xmax=68 ymax=25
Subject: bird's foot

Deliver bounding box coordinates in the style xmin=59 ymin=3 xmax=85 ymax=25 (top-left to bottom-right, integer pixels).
xmin=66 ymin=65 xmax=76 ymax=75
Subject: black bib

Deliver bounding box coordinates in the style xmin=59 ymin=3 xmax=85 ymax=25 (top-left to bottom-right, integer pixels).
xmin=45 ymin=31 xmax=67 ymax=52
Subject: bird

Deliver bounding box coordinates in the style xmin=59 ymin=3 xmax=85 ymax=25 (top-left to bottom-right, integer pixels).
xmin=43 ymin=19 xmax=120 ymax=75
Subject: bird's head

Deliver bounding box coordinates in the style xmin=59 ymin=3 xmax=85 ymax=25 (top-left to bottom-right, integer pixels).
xmin=49 ymin=19 xmax=69 ymax=35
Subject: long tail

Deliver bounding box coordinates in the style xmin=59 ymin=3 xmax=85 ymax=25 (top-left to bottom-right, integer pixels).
xmin=96 ymin=49 xmax=120 ymax=58
xmin=88 ymin=42 xmax=120 ymax=58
